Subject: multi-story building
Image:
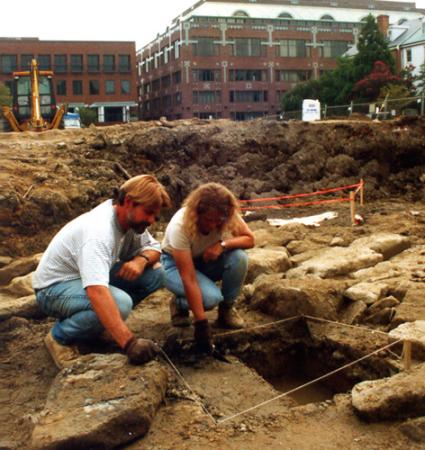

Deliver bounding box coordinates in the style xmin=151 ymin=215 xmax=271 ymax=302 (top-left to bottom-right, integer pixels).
xmin=388 ymin=16 xmax=425 ymax=87
xmin=0 ymin=38 xmax=137 ymax=123
xmin=137 ymin=0 xmax=424 ymax=120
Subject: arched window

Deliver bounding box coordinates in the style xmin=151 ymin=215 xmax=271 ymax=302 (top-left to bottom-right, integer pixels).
xmin=232 ymin=10 xmax=249 ymax=17
xmin=278 ymin=12 xmax=293 ymax=19
xmin=320 ymin=14 xmax=335 ymax=21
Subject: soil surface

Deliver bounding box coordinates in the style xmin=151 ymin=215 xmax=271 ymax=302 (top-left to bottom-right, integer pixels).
xmin=0 ymin=118 xmax=425 ymax=449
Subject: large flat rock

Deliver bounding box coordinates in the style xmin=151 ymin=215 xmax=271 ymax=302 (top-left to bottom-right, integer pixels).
xmin=352 ymin=363 xmax=425 ymax=421
xmin=0 ymin=294 xmax=42 ymax=321
xmin=31 ymin=354 xmax=168 ymax=450
xmin=246 ymin=246 xmax=292 ymax=283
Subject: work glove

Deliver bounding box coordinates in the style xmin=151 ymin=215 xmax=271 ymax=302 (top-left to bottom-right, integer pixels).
xmin=194 ymin=319 xmax=214 ymax=354
xmin=125 ymin=337 xmax=159 ymax=365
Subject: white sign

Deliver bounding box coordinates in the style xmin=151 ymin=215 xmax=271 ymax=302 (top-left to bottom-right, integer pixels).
xmin=302 ymin=99 xmax=321 ymax=122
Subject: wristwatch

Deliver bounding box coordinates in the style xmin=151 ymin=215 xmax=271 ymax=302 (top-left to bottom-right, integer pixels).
xmin=220 ymin=240 xmax=226 ymax=250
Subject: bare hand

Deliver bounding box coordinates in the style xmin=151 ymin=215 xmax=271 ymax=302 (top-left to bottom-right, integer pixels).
xmin=117 ymin=258 xmax=147 ymax=281
xmin=203 ymin=242 xmax=223 ymax=262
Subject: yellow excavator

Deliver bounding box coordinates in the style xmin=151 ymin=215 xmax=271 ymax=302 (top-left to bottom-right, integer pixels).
xmin=2 ymin=59 xmax=65 ymax=132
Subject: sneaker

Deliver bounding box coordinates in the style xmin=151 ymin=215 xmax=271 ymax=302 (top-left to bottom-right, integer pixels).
xmin=44 ymin=330 xmax=80 ymax=369
xmin=169 ymin=296 xmax=191 ymax=328
xmin=216 ymin=303 xmax=245 ymax=329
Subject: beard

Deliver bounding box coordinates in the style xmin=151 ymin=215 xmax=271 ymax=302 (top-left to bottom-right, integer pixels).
xmin=128 ymin=220 xmax=150 ymax=234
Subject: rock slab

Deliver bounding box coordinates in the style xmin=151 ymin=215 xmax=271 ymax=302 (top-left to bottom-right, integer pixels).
xmin=31 ymin=354 xmax=168 ymax=450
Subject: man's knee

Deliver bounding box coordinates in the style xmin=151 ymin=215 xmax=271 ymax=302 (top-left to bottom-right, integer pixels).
xmin=110 ymin=287 xmax=133 ymax=319
xmin=203 ymin=289 xmax=223 ymax=310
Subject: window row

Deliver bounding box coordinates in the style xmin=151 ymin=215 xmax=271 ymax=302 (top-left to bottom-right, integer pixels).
xmin=56 ymin=79 xmax=131 ymax=96
xmin=191 ymin=90 xmax=269 ymax=104
xmin=0 ymin=54 xmax=132 ymax=74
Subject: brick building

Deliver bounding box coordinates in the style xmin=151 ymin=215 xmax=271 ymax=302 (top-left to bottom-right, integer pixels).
xmin=137 ymin=0 xmax=424 ymax=120
xmin=0 ymin=38 xmax=137 ymax=123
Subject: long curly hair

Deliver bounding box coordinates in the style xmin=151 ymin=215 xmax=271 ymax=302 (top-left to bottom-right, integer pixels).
xmin=182 ymin=183 xmax=241 ymax=239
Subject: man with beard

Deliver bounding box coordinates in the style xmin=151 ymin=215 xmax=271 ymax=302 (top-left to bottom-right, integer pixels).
xmin=33 ymin=175 xmax=171 ymax=369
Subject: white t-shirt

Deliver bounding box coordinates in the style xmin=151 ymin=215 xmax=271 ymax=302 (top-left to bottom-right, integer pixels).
xmin=161 ymin=208 xmax=222 ymax=258
xmin=32 ymin=199 xmax=160 ymax=289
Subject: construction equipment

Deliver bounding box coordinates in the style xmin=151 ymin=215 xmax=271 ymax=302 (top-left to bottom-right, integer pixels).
xmin=2 ymin=59 xmax=65 ymax=132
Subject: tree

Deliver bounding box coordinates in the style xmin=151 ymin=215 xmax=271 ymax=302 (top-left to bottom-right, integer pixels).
xmin=281 ymin=79 xmax=322 ymax=112
xmin=78 ymin=107 xmax=97 ymax=127
xmin=352 ymin=60 xmax=403 ymax=101
xmin=378 ymin=83 xmax=414 ymax=112
xmin=0 ymin=83 xmax=12 ymax=118
xmin=417 ymin=62 xmax=425 ymax=95
xmin=353 ymin=14 xmax=395 ymax=81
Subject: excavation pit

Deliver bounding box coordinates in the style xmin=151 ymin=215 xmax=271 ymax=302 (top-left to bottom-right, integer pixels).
xmin=167 ymin=317 xmax=403 ymax=422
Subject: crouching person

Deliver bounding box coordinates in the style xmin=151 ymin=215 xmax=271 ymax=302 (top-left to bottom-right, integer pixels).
xmin=32 ymin=175 xmax=171 ymax=369
xmin=161 ymin=182 xmax=254 ymax=353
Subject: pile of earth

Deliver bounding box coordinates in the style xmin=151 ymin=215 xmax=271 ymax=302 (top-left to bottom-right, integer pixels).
xmin=1 ymin=116 xmax=425 ymax=256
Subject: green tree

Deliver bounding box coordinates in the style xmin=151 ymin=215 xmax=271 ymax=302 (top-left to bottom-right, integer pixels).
xmin=78 ymin=107 xmax=97 ymax=127
xmin=0 ymin=83 xmax=12 ymax=118
xmin=417 ymin=62 xmax=425 ymax=95
xmin=378 ymin=83 xmax=414 ymax=112
xmin=353 ymin=14 xmax=395 ymax=81
xmin=281 ymin=79 xmax=322 ymax=112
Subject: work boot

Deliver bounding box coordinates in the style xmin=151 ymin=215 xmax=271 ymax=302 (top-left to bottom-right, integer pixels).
xmin=44 ymin=330 xmax=80 ymax=370
xmin=169 ymin=296 xmax=191 ymax=327
xmin=216 ymin=303 xmax=245 ymax=329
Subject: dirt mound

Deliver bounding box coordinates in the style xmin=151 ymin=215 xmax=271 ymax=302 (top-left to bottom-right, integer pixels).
xmin=1 ymin=117 xmax=425 ymax=256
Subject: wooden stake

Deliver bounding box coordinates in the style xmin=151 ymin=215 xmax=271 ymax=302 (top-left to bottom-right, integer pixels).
xmin=403 ymin=340 xmax=412 ymax=371
xmin=350 ymin=191 xmax=355 ymax=226
xmin=360 ymin=179 xmax=364 ymax=206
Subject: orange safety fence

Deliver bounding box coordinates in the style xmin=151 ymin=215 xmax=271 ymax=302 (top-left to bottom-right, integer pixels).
xmin=239 ymin=180 xmax=364 ymax=216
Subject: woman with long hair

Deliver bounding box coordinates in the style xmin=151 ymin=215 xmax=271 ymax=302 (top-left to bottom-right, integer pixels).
xmin=161 ymin=182 xmax=255 ymax=353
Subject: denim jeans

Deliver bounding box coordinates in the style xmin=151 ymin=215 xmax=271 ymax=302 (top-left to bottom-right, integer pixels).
xmin=35 ymin=262 xmax=164 ymax=345
xmin=161 ymin=249 xmax=248 ymax=311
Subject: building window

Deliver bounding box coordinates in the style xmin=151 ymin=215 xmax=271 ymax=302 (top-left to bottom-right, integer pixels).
xmin=192 ymin=69 xmax=221 ymax=82
xmin=229 ymin=69 xmax=267 ymax=81
xmin=88 ymin=55 xmax=100 ymax=73
xmin=0 ymin=55 xmax=17 ymax=73
xmin=121 ymin=80 xmax=130 ymax=94
xmin=192 ymin=90 xmax=221 ymax=104
xmin=56 ymin=80 xmax=66 ymax=95
xmin=72 ymin=80 xmax=83 ymax=95
xmin=320 ymin=14 xmax=335 ymax=21
xmin=232 ymin=38 xmax=266 ymax=57
xmin=319 ymin=41 xmax=350 ymax=58
xmin=54 ymin=55 xmax=67 ymax=73
xmin=173 ymin=71 xmax=181 ymax=84
xmin=20 ymin=54 xmax=33 ymax=70
xmin=119 ymin=54 xmax=131 ymax=73
xmin=406 ymin=49 xmax=412 ymax=63
xmin=276 ymin=40 xmax=309 ymax=57
xmin=174 ymin=41 xmax=181 ymax=59
xmin=276 ymin=70 xmax=311 ymax=82
xmin=229 ymin=90 xmax=268 ymax=102
xmin=105 ymin=80 xmax=115 ymax=94
xmin=162 ymin=47 xmax=169 ymax=64
xmin=174 ymin=92 xmax=182 ymax=105
xmin=232 ymin=10 xmax=249 ymax=17
xmin=162 ymin=95 xmax=172 ymax=108
xmin=71 ymin=55 xmax=83 ymax=73
xmin=152 ymin=78 xmax=160 ymax=92
xmin=192 ymin=37 xmax=219 ymax=56
xmin=37 ymin=55 xmax=51 ymax=70
xmin=103 ymin=55 xmax=115 ymax=73
xmin=89 ymin=80 xmax=99 ymax=95
xmin=161 ymin=75 xmax=171 ymax=88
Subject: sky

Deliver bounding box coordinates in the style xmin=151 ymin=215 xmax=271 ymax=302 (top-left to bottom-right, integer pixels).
xmin=1 ymin=0 xmax=424 ymax=50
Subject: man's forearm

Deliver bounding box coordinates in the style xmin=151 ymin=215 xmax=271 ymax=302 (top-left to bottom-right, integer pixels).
xmin=86 ymin=285 xmax=133 ymax=349
xmin=137 ymin=249 xmax=161 ymax=265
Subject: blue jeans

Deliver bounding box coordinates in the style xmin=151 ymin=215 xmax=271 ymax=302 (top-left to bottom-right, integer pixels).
xmin=161 ymin=249 xmax=248 ymax=311
xmin=35 ymin=262 xmax=164 ymax=345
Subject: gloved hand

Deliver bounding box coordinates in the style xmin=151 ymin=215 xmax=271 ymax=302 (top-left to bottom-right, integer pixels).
xmin=125 ymin=337 xmax=159 ymax=365
xmin=194 ymin=319 xmax=214 ymax=354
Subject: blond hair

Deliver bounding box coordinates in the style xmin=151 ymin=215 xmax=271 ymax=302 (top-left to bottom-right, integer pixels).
xmin=182 ymin=183 xmax=240 ymax=239
xmin=118 ymin=175 xmax=171 ymax=209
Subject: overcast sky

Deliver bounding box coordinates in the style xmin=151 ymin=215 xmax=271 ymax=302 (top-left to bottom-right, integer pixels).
xmin=1 ymin=0 xmax=424 ymax=50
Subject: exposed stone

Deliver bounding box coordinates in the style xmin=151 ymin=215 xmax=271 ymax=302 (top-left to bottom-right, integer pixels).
xmin=389 ymin=321 xmax=425 ymax=360
xmin=366 ymin=296 xmax=400 ymax=315
xmin=364 ymin=307 xmax=395 ymax=325
xmin=340 ymin=300 xmax=367 ymax=325
xmin=399 ymin=416 xmax=425 ymax=443
xmin=0 ymin=254 xmax=42 ymax=286
xmin=352 ymin=363 xmax=425 ymax=421
xmin=0 ymin=256 xmax=12 ymax=268
xmin=246 ymin=246 xmax=292 ymax=283
xmin=31 ymin=354 xmax=168 ymax=450
xmin=1 ymin=272 xmax=34 ymax=297
xmin=0 ymin=294 xmax=42 ymax=321
xmin=344 ymin=282 xmax=389 ymax=305
xmin=352 ymin=233 xmax=411 ymax=260
xmin=250 ymin=274 xmax=344 ymax=319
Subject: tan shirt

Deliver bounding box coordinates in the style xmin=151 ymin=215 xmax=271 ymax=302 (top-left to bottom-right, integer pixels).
xmin=162 ymin=208 xmax=222 ymax=258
